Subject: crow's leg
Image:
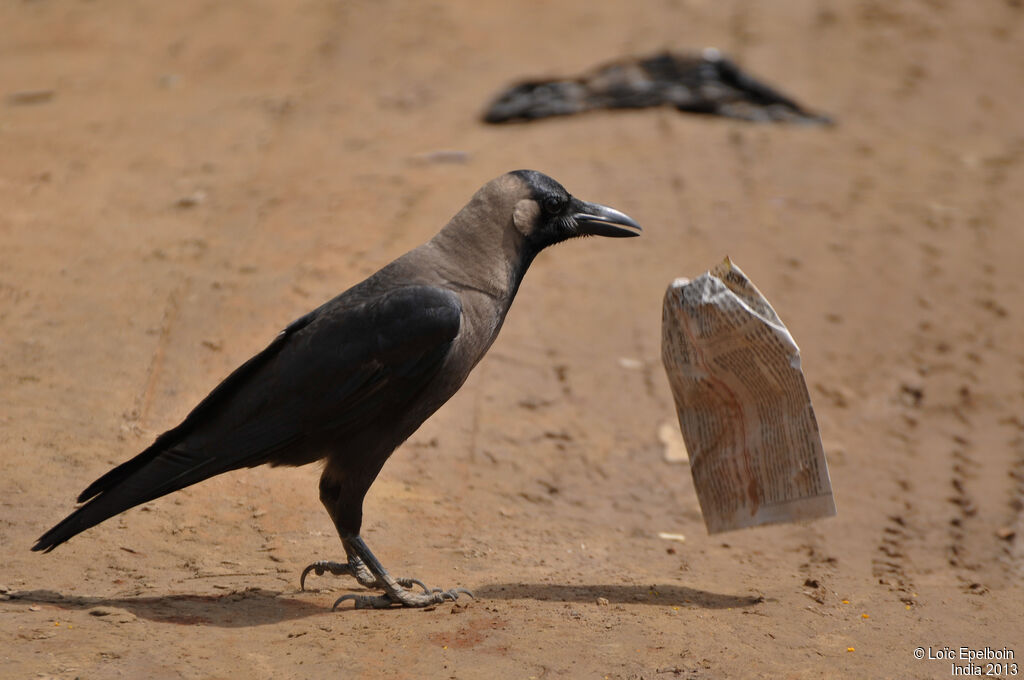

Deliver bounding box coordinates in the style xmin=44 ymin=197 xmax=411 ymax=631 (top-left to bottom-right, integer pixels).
xmin=330 ymin=535 xmax=473 ymax=610
xmin=306 ymin=469 xmax=472 ymax=609
xmin=300 ymin=473 xmax=429 ymax=593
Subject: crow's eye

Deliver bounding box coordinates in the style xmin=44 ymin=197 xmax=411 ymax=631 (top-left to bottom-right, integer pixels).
xmin=542 ymin=195 xmax=565 ymax=214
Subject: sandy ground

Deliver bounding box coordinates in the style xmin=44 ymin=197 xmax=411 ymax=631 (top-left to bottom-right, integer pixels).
xmin=2 ymin=1 xmax=1023 ymax=678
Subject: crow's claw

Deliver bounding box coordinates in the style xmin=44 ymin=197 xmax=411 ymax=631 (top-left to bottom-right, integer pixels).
xmin=333 ymin=593 xmax=395 ymax=610
xmin=300 ymin=560 xmax=352 ymax=591
xmin=395 ymin=577 xmax=431 ymax=593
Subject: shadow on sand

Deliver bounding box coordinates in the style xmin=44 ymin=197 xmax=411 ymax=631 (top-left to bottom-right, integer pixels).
xmin=476 ymin=582 xmax=765 ymax=609
xmin=7 ymin=581 xmax=763 ymax=626
xmin=8 ymin=587 xmax=329 ymax=627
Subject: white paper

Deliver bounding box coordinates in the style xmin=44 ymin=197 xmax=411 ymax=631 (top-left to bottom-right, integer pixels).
xmin=661 ymin=258 xmax=836 ymax=534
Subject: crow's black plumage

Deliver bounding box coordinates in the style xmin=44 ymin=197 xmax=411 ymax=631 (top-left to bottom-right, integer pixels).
xmin=33 ymin=170 xmax=641 ymax=608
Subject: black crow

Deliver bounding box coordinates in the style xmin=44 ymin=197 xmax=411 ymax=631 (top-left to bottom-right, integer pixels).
xmin=33 ymin=170 xmax=642 ymax=608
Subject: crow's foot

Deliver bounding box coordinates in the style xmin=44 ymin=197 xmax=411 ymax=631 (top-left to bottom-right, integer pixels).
xmin=300 ymin=559 xmax=429 ymax=593
xmin=306 ymin=535 xmax=474 ymax=610
xmin=333 ymin=586 xmax=474 ymax=610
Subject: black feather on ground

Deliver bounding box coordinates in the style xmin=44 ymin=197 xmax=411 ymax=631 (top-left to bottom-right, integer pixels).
xmin=483 ymin=49 xmax=833 ymax=125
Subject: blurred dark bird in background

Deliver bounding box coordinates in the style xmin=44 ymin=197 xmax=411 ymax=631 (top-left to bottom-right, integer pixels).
xmin=33 ymin=170 xmax=642 ymax=609
xmin=483 ymin=49 xmax=833 ymax=125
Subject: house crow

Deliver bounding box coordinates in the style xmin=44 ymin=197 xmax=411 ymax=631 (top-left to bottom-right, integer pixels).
xmin=32 ymin=170 xmax=642 ymax=609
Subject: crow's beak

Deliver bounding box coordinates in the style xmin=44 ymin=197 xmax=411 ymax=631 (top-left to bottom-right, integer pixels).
xmin=573 ymin=199 xmax=643 ymax=238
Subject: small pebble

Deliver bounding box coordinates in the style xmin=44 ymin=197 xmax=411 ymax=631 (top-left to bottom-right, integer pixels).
xmin=175 ymin=190 xmax=206 ymax=208
xmin=411 ymin=149 xmax=470 ymax=164
xmin=7 ymin=89 xmax=55 ymax=105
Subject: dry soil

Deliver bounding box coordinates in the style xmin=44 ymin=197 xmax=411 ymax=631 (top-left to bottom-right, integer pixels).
xmin=2 ymin=2 xmax=1023 ymax=678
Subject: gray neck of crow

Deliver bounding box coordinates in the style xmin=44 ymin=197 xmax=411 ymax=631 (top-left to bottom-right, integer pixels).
xmin=428 ymin=200 xmax=532 ymax=304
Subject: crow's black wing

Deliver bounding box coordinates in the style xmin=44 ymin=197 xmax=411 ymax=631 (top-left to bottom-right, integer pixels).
xmin=33 ymin=285 xmax=462 ymax=552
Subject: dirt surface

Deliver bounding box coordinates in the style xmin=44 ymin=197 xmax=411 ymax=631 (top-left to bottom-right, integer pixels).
xmin=2 ymin=2 xmax=1023 ymax=678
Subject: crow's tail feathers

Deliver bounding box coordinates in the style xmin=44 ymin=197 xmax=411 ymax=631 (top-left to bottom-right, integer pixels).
xmin=31 ymin=442 xmax=258 ymax=553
